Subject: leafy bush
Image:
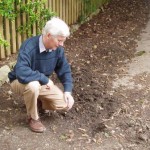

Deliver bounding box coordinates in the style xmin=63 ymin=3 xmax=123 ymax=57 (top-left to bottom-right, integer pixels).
xmin=0 ymin=0 xmax=55 ymax=46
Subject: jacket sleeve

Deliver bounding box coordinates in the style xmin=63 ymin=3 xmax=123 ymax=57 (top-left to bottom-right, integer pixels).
xmin=15 ymin=50 xmax=49 ymax=85
xmin=55 ymin=48 xmax=73 ymax=92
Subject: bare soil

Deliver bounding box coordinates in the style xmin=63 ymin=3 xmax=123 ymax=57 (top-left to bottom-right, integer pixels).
xmin=0 ymin=0 xmax=150 ymax=149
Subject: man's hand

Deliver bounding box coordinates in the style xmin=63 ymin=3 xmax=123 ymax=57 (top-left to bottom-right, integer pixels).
xmin=46 ymin=79 xmax=53 ymax=89
xmin=64 ymin=92 xmax=74 ymax=110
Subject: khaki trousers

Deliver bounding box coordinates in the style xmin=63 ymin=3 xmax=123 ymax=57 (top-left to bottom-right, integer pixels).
xmin=10 ymin=80 xmax=68 ymax=120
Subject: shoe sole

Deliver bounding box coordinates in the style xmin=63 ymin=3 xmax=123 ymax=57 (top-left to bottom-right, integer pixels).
xmin=30 ymin=127 xmax=46 ymax=133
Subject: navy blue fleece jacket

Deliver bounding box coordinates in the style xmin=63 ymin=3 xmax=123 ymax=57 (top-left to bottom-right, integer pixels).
xmin=8 ymin=35 xmax=73 ymax=92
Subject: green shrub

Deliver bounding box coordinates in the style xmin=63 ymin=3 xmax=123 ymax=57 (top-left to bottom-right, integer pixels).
xmin=0 ymin=0 xmax=55 ymax=46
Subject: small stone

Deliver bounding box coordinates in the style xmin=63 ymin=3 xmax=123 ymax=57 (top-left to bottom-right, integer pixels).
xmin=8 ymin=90 xmax=13 ymax=95
xmin=93 ymin=45 xmax=97 ymax=49
xmin=138 ymin=134 xmax=148 ymax=141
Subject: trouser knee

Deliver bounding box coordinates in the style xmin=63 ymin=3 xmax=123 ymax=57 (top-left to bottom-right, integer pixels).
xmin=25 ymin=81 xmax=41 ymax=94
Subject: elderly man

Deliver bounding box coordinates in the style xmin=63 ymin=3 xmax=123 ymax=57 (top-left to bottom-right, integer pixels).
xmin=8 ymin=17 xmax=74 ymax=133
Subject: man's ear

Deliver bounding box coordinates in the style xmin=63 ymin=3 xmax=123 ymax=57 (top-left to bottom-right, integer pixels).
xmin=47 ymin=33 xmax=51 ymax=39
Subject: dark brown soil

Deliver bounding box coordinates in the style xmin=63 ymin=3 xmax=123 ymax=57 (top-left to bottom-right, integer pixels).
xmin=0 ymin=0 xmax=150 ymax=149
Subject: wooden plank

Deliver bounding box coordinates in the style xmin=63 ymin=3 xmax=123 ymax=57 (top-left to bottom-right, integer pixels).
xmin=22 ymin=0 xmax=27 ymax=42
xmin=45 ymin=0 xmax=48 ymax=9
xmin=83 ymin=0 xmax=86 ymax=18
xmin=61 ymin=0 xmax=65 ymax=22
xmin=76 ymin=0 xmax=78 ymax=22
xmin=69 ymin=0 xmax=72 ymax=24
xmin=26 ymin=0 xmax=29 ymax=36
xmin=47 ymin=0 xmax=50 ymax=8
xmin=4 ymin=18 xmax=11 ymax=57
xmin=58 ymin=0 xmax=60 ymax=16
xmin=78 ymin=0 xmax=81 ymax=21
xmin=77 ymin=0 xmax=81 ymax=21
xmin=32 ymin=23 xmax=36 ymax=36
xmin=52 ymin=0 xmax=56 ymax=14
xmin=73 ymin=0 xmax=75 ymax=24
xmin=26 ymin=0 xmax=30 ymax=38
xmin=16 ymin=3 xmax=22 ymax=50
xmin=56 ymin=0 xmax=60 ymax=17
xmin=0 ymin=16 xmax=5 ymax=59
xmin=48 ymin=0 xmax=52 ymax=9
xmin=75 ymin=0 xmax=78 ymax=22
xmin=31 ymin=0 xmax=36 ymax=36
xmin=66 ymin=0 xmax=72 ymax=25
xmin=48 ymin=0 xmax=53 ymax=20
xmin=10 ymin=20 xmax=17 ymax=54
xmin=85 ymin=0 xmax=87 ymax=17
xmin=59 ymin=0 xmax=63 ymax=20
xmin=10 ymin=4 xmax=17 ymax=54
xmin=81 ymin=0 xmax=84 ymax=20
xmin=0 ymin=46 xmax=4 ymax=60
xmin=48 ymin=0 xmax=50 ymax=8
xmin=51 ymin=0 xmax=53 ymax=12
xmin=73 ymin=0 xmax=76 ymax=24
xmin=71 ymin=0 xmax=73 ymax=24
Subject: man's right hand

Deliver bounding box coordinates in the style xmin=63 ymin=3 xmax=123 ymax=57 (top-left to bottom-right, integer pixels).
xmin=46 ymin=79 xmax=53 ymax=89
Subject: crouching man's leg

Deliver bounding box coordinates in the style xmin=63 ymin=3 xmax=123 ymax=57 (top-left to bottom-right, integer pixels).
xmin=39 ymin=84 xmax=74 ymax=112
xmin=10 ymin=80 xmax=46 ymax=133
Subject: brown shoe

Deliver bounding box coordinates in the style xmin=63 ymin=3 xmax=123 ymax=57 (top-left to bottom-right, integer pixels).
xmin=28 ymin=118 xmax=46 ymax=133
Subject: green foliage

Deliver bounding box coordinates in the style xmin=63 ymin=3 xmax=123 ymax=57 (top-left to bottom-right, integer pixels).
xmin=0 ymin=0 xmax=55 ymax=46
xmin=0 ymin=34 xmax=9 ymax=47
xmin=135 ymin=50 xmax=146 ymax=56
xmin=79 ymin=0 xmax=96 ymax=22
xmin=18 ymin=0 xmax=55 ymax=35
xmin=79 ymin=0 xmax=110 ymax=22
xmin=0 ymin=0 xmax=16 ymax=20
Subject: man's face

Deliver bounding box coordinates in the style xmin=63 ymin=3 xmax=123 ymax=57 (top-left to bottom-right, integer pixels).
xmin=46 ymin=33 xmax=66 ymax=50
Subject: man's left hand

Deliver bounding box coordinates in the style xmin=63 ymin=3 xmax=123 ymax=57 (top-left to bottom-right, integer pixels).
xmin=64 ymin=92 xmax=74 ymax=110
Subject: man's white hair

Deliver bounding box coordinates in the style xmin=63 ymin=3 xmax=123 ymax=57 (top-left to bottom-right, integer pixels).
xmin=42 ymin=17 xmax=70 ymax=37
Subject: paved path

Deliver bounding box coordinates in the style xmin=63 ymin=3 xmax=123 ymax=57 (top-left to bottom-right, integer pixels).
xmin=113 ymin=14 xmax=150 ymax=90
